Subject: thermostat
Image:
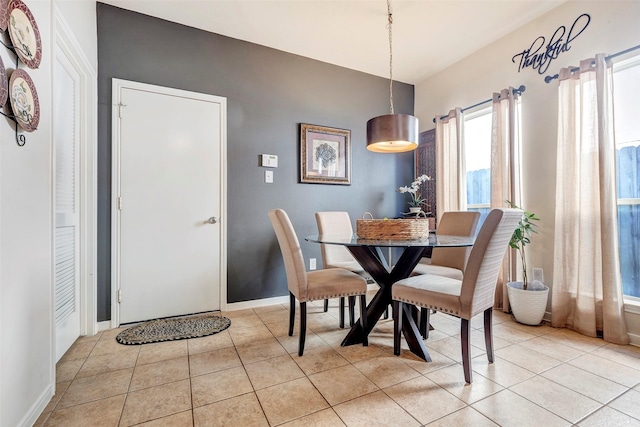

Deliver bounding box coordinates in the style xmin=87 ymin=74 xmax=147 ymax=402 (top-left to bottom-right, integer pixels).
xmin=260 ymin=154 xmax=278 ymax=168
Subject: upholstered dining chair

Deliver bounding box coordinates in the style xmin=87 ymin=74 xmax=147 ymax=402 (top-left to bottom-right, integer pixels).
xmin=315 ymin=211 xmax=373 ymax=328
xmin=413 ymin=211 xmax=481 ymax=278
xmin=269 ymin=209 xmax=368 ymax=356
xmin=391 ymin=208 xmax=522 ymax=383
xmin=412 ymin=211 xmax=480 ymax=337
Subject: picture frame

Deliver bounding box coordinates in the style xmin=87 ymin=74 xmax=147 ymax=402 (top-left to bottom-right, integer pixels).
xmin=300 ymin=123 xmax=351 ymax=185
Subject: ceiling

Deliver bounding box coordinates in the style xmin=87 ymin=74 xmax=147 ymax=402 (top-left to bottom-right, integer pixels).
xmin=102 ymin=0 xmax=567 ymax=84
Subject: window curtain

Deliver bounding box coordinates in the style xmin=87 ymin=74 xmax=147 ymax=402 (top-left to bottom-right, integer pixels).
xmin=552 ymin=54 xmax=629 ymax=344
xmin=490 ymin=88 xmax=523 ymax=311
xmin=435 ymin=108 xmax=465 ymax=222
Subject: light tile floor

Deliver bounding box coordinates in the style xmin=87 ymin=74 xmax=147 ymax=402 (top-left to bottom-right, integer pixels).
xmin=36 ymin=293 xmax=640 ymax=426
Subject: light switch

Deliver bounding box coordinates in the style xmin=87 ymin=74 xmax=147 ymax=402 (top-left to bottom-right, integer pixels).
xmin=265 ymin=170 xmax=273 ymax=183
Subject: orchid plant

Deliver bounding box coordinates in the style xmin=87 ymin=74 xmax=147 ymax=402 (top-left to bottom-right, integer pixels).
xmin=398 ymin=174 xmax=431 ymax=209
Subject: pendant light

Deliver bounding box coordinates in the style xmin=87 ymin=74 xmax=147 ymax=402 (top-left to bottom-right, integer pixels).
xmin=366 ymin=0 xmax=419 ymax=153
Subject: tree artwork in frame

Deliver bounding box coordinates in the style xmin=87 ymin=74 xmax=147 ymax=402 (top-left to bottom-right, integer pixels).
xmin=300 ymin=123 xmax=351 ymax=185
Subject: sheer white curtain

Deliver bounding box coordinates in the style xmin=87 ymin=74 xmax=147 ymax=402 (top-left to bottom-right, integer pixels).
xmin=490 ymin=88 xmax=523 ymax=311
xmin=435 ymin=108 xmax=465 ymax=222
xmin=552 ymin=54 xmax=629 ymax=344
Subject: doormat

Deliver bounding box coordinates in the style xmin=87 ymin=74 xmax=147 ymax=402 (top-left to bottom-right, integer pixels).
xmin=116 ymin=314 xmax=231 ymax=345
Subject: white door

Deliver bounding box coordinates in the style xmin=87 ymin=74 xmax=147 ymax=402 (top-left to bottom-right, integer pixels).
xmin=113 ymin=80 xmax=225 ymax=324
xmin=54 ymin=46 xmax=81 ymax=361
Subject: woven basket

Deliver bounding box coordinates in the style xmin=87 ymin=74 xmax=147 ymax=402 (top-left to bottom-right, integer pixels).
xmin=356 ymin=212 xmax=431 ymax=240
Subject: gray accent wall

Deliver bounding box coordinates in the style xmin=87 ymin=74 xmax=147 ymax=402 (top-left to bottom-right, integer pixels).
xmin=97 ymin=3 xmax=415 ymax=321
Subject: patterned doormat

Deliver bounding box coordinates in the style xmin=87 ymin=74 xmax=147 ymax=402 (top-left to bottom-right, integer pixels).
xmin=116 ymin=313 xmax=231 ymax=345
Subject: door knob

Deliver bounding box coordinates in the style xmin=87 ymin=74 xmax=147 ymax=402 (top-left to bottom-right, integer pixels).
xmin=206 ymin=216 xmax=218 ymax=224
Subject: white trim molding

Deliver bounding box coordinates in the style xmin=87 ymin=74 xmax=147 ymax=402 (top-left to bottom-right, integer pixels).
xmin=224 ymin=296 xmax=290 ymax=312
xmin=54 ymin=7 xmax=98 ymax=337
xmin=111 ymin=79 xmax=227 ymax=326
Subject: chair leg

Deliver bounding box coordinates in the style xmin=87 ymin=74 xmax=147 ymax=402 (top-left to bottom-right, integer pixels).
xmin=339 ymin=297 xmax=345 ymax=329
xmin=348 ymin=296 xmax=356 ymax=327
xmin=484 ymin=308 xmax=494 ymax=363
xmin=323 ymin=299 xmax=329 ymax=312
xmin=359 ymin=294 xmax=368 ymax=347
xmin=298 ymin=302 xmax=307 ymax=356
xmin=420 ymin=307 xmax=430 ymax=339
xmin=461 ymin=318 xmax=472 ymax=383
xmin=393 ymin=301 xmax=402 ymax=356
xmin=289 ymin=292 xmax=295 ymax=337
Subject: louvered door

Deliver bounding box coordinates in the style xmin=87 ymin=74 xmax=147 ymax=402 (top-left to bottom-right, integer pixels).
xmin=54 ymin=46 xmax=81 ymax=362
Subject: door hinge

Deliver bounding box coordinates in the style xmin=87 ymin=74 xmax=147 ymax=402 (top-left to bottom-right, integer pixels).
xmin=117 ymin=102 xmax=127 ymax=118
xmin=117 ymin=196 xmax=123 ymax=210
xmin=117 ymin=289 xmax=122 ymax=303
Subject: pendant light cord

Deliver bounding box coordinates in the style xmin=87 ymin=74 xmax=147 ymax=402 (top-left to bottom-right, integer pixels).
xmin=387 ymin=0 xmax=394 ymax=114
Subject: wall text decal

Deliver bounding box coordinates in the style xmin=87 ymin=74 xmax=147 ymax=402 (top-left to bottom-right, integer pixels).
xmin=512 ymin=13 xmax=591 ymax=75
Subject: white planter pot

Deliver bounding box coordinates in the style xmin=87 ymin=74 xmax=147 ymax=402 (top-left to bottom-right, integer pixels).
xmin=507 ymin=281 xmax=549 ymax=326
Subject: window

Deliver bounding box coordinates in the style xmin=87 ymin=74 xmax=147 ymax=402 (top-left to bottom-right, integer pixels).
xmin=464 ymin=107 xmax=492 ymax=228
xmin=613 ymin=56 xmax=640 ymax=299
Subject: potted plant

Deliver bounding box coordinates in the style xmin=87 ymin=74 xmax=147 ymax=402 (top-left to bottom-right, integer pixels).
xmin=398 ymin=175 xmax=432 ymax=215
xmin=505 ymin=200 xmax=549 ymax=325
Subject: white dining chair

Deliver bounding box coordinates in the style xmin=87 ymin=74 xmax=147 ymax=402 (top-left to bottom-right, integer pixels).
xmin=412 ymin=211 xmax=480 ymax=337
xmin=269 ymin=209 xmax=368 ymax=356
xmin=315 ymin=211 xmax=373 ymax=328
xmin=391 ymin=208 xmax=522 ymax=383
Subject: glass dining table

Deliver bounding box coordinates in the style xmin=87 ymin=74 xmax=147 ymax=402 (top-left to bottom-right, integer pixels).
xmin=305 ymin=233 xmax=475 ymax=361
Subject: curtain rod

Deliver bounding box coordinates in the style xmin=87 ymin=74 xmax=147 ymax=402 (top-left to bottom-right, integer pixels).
xmin=544 ymin=43 xmax=640 ymax=83
xmin=432 ymin=85 xmax=525 ymax=123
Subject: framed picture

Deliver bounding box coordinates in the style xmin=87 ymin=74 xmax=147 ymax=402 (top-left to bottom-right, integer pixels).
xmin=300 ymin=123 xmax=351 ymax=185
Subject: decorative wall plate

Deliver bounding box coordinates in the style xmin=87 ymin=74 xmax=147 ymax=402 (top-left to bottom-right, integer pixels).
xmin=7 ymin=0 xmax=41 ymax=69
xmin=0 ymin=55 xmax=7 ymax=107
xmin=0 ymin=0 xmax=8 ymax=32
xmin=9 ymin=68 xmax=39 ymax=132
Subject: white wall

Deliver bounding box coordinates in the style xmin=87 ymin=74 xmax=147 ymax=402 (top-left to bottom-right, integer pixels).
xmin=414 ymin=0 xmax=640 ymax=340
xmin=0 ymin=0 xmax=98 ymax=425
xmin=0 ymin=1 xmax=54 ymax=425
xmin=55 ymin=0 xmax=97 ymax=70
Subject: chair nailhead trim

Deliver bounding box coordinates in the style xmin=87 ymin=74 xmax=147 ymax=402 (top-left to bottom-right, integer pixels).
xmin=395 ymin=298 xmax=459 ymax=316
xmin=313 ymin=292 xmax=364 ymax=301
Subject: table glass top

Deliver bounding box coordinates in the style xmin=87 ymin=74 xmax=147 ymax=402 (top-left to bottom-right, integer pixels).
xmin=305 ymin=233 xmax=475 ymax=248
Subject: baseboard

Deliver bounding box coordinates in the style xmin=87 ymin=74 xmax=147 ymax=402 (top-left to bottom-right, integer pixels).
xmin=541 ymin=310 xmax=639 ymax=347
xmin=97 ymin=320 xmax=112 ymax=332
xmin=627 ymin=332 xmax=640 ymax=347
xmin=224 ymin=285 xmax=379 ymax=312
xmin=224 ymin=295 xmax=289 ymax=311
xmin=18 ymin=382 xmax=54 ymax=427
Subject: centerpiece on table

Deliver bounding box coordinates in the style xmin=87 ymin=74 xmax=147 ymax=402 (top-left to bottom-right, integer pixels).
xmin=398 ymin=174 xmax=431 ymax=215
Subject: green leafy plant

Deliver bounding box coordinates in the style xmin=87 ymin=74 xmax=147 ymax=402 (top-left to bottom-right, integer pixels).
xmin=505 ymin=200 xmax=540 ymax=290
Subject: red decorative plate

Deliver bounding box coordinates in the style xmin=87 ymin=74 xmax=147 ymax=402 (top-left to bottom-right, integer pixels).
xmin=0 ymin=55 xmax=7 ymax=107
xmin=9 ymin=68 xmax=39 ymax=132
xmin=0 ymin=0 xmax=8 ymax=32
xmin=7 ymin=0 xmax=41 ymax=69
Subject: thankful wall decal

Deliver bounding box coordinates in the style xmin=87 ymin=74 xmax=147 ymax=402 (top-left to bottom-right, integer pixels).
xmin=512 ymin=13 xmax=591 ymax=76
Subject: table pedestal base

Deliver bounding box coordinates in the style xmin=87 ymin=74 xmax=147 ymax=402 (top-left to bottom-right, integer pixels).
xmin=341 ymin=245 xmax=432 ymax=361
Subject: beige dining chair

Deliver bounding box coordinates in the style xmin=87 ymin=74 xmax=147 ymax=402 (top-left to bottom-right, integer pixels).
xmin=269 ymin=209 xmax=368 ymax=356
xmin=412 ymin=211 xmax=481 ymax=279
xmin=412 ymin=211 xmax=480 ymax=337
xmin=391 ymin=208 xmax=522 ymax=383
xmin=315 ymin=211 xmax=373 ymax=328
